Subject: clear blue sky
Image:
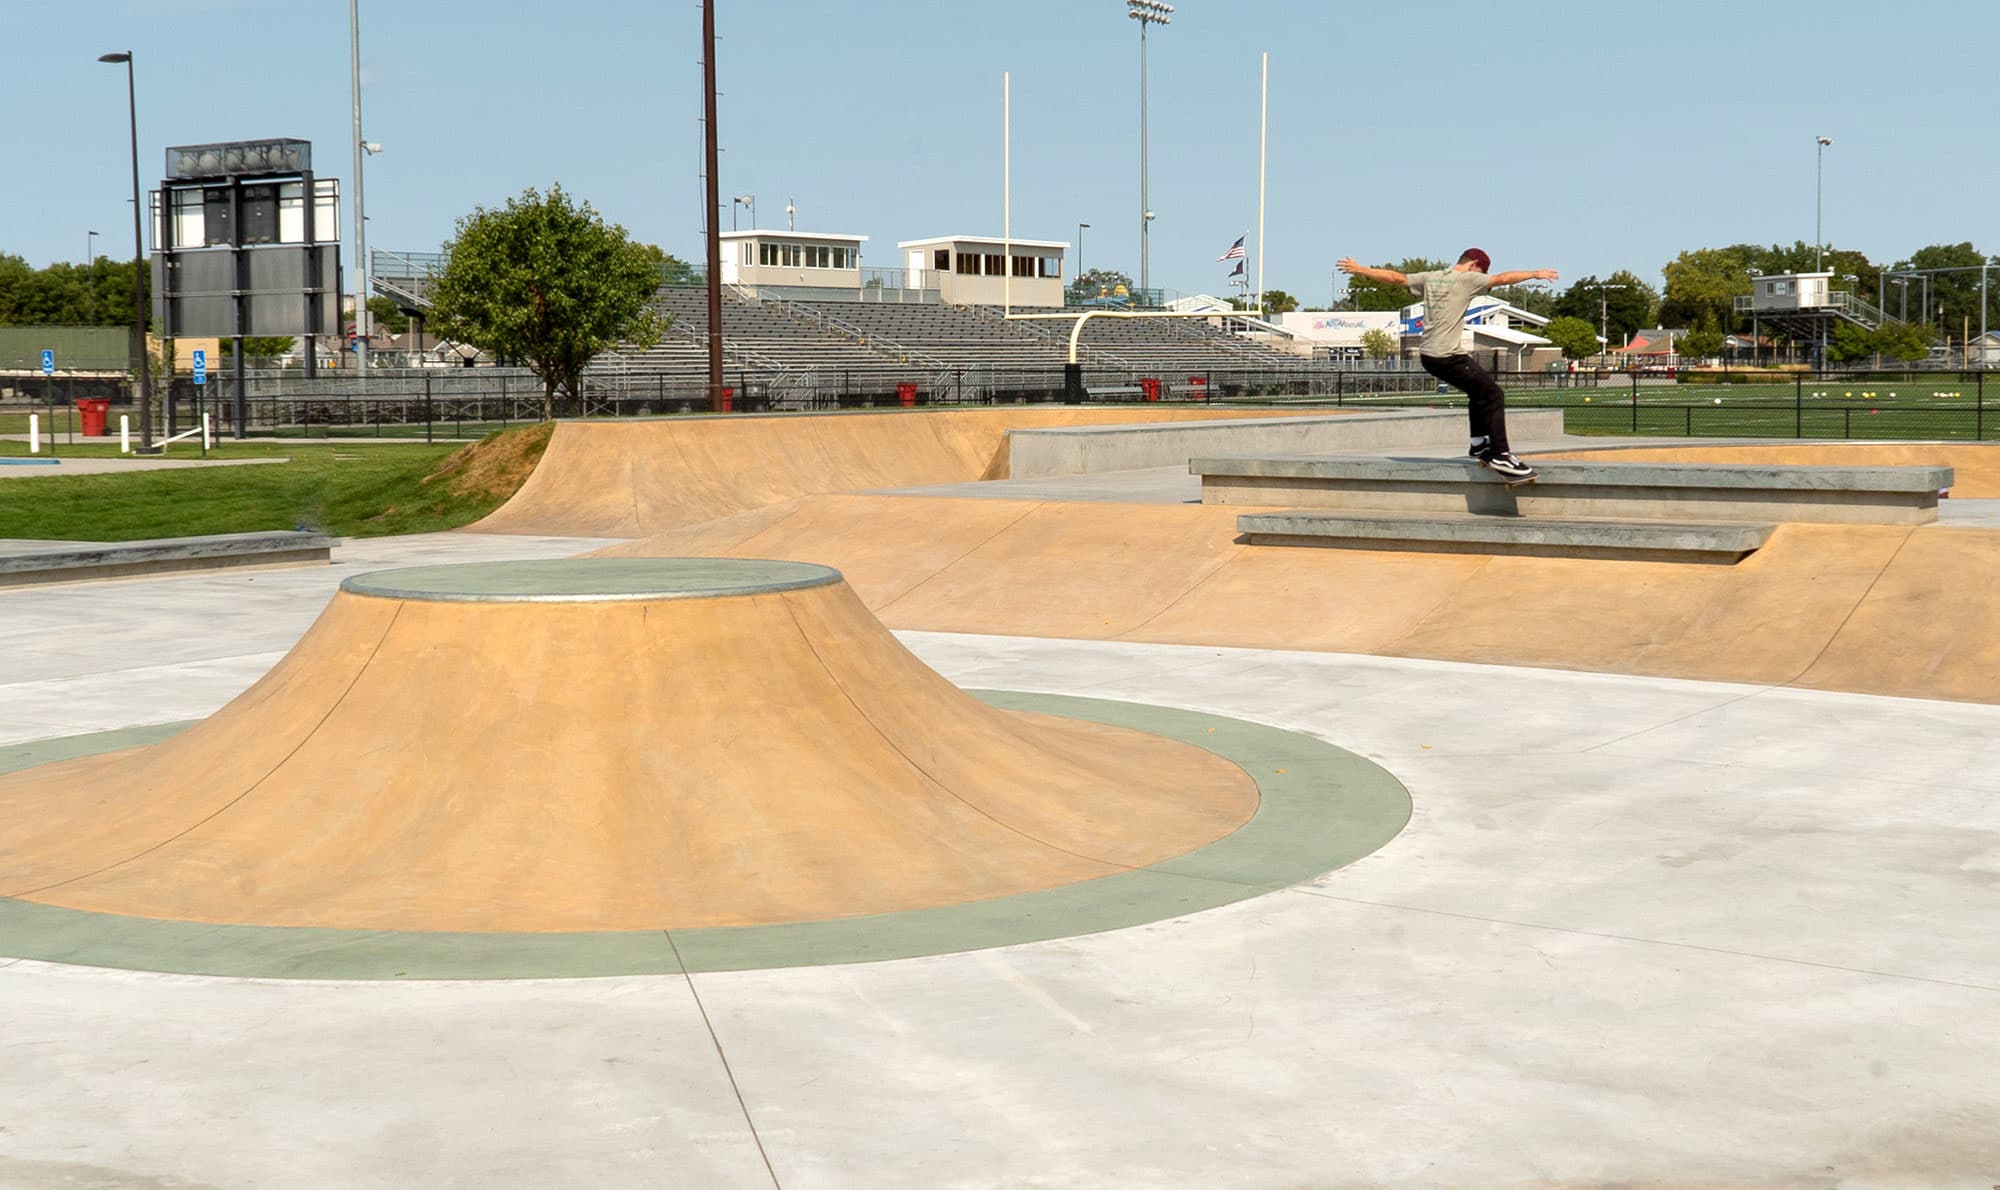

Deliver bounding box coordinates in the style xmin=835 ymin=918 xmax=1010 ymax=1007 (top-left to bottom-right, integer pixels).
xmin=13 ymin=0 xmax=1999 ymax=303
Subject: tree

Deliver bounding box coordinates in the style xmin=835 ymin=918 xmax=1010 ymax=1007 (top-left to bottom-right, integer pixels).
xmin=220 ymin=336 xmax=297 ymax=360
xmin=429 ymin=185 xmax=663 ymax=419
xmin=1067 ymin=268 xmax=1135 ymax=304
xmin=1869 ymin=319 xmax=1935 ymax=362
xmin=1826 ymin=320 xmax=1874 ymax=364
xmin=1358 ymin=327 xmax=1397 ymax=360
xmin=1677 ymin=311 xmax=1725 ymax=360
xmin=1660 ymin=246 xmax=1755 ymax=332
xmin=1554 ymin=271 xmax=1658 ymax=349
xmin=1541 ymin=315 xmax=1601 ymax=360
xmin=367 ymin=296 xmax=410 ymax=337
xmin=1340 ymin=257 xmax=1445 ymax=311
xmin=1259 ymin=289 xmax=1298 ymax=314
xmin=1891 ymin=243 xmax=1994 ymax=338
xmin=1490 ymin=284 xmax=1556 ymax=318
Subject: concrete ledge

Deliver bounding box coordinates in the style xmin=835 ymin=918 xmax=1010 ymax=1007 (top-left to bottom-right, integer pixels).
xmin=0 ymin=531 xmax=334 ymax=588
xmin=1238 ymin=511 xmax=1774 ymax=564
xmin=1006 ymin=409 xmax=1564 ymax=479
xmin=1195 ymin=456 xmax=1951 ymax=525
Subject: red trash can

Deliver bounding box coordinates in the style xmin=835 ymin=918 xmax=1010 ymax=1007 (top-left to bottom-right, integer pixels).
xmin=1187 ymin=376 xmax=1208 ymax=401
xmin=1141 ymin=377 xmax=1162 ymax=402
xmin=76 ymin=397 xmax=113 ymax=437
xmin=896 ymin=382 xmax=918 ymax=407
xmin=719 ymin=386 xmax=735 ymax=413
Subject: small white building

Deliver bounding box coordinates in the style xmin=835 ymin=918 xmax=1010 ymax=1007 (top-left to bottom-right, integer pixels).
xmin=718 ymin=230 xmax=867 ymax=297
xmin=900 ymin=235 xmax=1067 ymax=306
xmin=1745 ymin=272 xmax=1834 ymax=312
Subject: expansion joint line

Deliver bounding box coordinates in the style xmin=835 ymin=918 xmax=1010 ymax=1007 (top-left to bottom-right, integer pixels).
xmin=665 ymin=931 xmax=783 ymax=1189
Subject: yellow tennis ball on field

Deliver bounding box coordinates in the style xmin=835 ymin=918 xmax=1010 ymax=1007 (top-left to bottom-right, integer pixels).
xmin=1844 ymin=391 xmax=1852 ymax=397
xmin=1583 ymin=396 xmax=1591 ymax=403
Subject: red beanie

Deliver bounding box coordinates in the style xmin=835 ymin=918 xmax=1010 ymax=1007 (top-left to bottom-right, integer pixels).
xmin=1459 ymin=248 xmax=1491 ymax=273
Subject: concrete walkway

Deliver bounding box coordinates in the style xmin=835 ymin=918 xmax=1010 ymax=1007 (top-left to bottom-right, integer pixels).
xmin=0 ymin=539 xmax=1995 ymax=1186
xmin=0 ymin=455 xmax=287 ymax=478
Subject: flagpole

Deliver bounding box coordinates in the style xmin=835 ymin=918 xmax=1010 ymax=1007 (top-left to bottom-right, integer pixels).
xmin=1255 ymin=51 xmax=1268 ymax=314
xmin=1003 ymin=70 xmax=1012 ymax=317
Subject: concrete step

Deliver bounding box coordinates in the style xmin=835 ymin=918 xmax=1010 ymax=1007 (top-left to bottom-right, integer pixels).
xmin=1238 ymin=510 xmax=1774 ymax=564
xmin=1194 ymin=455 xmax=1952 ymax=525
xmin=0 ymin=531 xmax=334 ymax=588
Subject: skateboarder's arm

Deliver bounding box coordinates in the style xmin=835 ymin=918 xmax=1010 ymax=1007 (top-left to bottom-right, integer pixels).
xmin=1488 ymin=268 xmax=1560 ymax=287
xmin=1335 ymin=258 xmax=1406 ymax=286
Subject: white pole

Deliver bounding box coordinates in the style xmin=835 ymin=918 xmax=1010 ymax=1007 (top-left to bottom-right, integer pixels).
xmin=201 ymin=412 xmax=212 ymax=451
xmin=350 ymin=0 xmax=370 ymax=375
xmin=1256 ymin=51 xmax=1268 ymax=314
xmin=119 ymin=415 xmax=131 ymax=454
xmin=27 ymin=414 xmax=39 ymax=454
xmin=1003 ymin=71 xmax=1011 ymax=317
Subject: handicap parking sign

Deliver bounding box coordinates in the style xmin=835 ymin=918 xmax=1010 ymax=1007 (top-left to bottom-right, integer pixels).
xmin=192 ymin=348 xmax=207 ymax=386
xmin=40 ymin=349 xmax=53 ymax=375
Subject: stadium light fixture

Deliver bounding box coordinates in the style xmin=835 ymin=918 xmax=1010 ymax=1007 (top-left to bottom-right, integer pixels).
xmin=98 ymin=50 xmax=154 ymax=452
xmin=1127 ymin=0 xmax=1172 ymax=299
xmin=733 ymin=194 xmax=755 ymax=231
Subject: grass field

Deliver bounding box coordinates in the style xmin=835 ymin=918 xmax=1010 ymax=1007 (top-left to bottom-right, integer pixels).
xmin=0 ymin=424 xmax=552 ymax=541
xmin=1330 ymin=377 xmax=1996 ymax=440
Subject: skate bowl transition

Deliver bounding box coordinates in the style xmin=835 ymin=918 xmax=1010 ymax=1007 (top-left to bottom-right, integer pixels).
xmin=0 ymin=558 xmax=1410 ymax=979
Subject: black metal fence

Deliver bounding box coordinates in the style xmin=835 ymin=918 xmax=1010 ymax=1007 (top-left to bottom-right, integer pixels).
xmin=13 ymin=364 xmax=1996 ymax=444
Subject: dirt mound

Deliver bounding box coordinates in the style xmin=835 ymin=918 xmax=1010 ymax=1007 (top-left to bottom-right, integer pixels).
xmin=423 ymin=421 xmax=555 ymax=504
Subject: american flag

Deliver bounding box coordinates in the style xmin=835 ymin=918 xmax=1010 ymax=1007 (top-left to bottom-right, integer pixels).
xmin=1217 ymin=235 xmax=1246 ymax=261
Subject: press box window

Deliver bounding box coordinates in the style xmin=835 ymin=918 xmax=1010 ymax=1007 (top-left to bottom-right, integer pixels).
xmin=984 ymin=254 xmax=1004 ymax=276
xmin=1039 ymin=257 xmax=1061 ymax=278
xmin=956 ymin=253 xmax=979 ymax=275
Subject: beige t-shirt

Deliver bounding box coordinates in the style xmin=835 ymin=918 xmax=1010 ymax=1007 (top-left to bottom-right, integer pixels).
xmin=1406 ymin=269 xmax=1492 ymax=357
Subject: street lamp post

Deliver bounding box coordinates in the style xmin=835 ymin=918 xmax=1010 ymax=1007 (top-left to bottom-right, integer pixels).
xmin=1076 ymin=222 xmax=1088 ymax=287
xmin=97 ymin=51 xmax=153 ymax=453
xmin=1596 ymin=281 xmax=1628 ymax=366
xmin=1748 ymin=267 xmax=1762 ymax=366
xmin=1814 ymin=135 xmax=1832 ymax=273
xmin=1127 ymin=0 xmax=1172 ymax=299
xmin=733 ymin=194 xmax=755 ymax=231
xmin=350 ymin=0 xmax=373 ymax=375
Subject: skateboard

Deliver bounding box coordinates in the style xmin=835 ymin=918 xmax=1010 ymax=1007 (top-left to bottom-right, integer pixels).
xmin=1467 ymin=457 xmax=1538 ymax=488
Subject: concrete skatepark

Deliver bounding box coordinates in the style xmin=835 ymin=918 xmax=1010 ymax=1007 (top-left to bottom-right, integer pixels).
xmin=3 ymin=405 xmax=1999 ymax=1186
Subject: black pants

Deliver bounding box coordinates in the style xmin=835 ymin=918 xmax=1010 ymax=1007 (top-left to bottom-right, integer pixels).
xmin=1420 ymin=353 xmax=1510 ymax=454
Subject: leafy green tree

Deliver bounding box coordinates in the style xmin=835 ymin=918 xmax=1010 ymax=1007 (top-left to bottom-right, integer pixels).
xmin=1541 ymin=315 xmax=1602 ymax=360
xmin=1661 ymin=247 xmax=1755 ymax=332
xmin=220 ymin=336 xmax=298 ymax=360
xmin=1259 ymin=289 xmax=1298 ymax=314
xmin=1677 ymin=311 xmax=1725 ymax=360
xmin=1359 ymin=327 xmax=1397 ymax=360
xmin=367 ymin=296 xmax=411 ymax=337
xmin=1890 ymin=243 xmax=1995 ymax=337
xmin=429 ymin=185 xmax=663 ymax=419
xmin=1490 ymin=284 xmax=1556 ymax=318
xmin=1826 ymin=320 xmax=1874 ymax=364
xmin=1869 ymin=319 xmax=1936 ymax=362
xmin=1554 ymin=271 xmax=1658 ymax=348
xmin=0 ymin=252 xmax=145 ymax=327
xmin=1340 ymin=257 xmax=1445 ymax=311
xmin=1067 ymin=268 xmax=1135 ymax=303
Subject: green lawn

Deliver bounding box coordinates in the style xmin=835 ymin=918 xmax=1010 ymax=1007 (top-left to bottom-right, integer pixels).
xmin=0 ymin=440 xmax=511 ymax=541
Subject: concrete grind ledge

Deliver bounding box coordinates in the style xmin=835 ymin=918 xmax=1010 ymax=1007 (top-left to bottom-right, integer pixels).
xmin=1007 ymin=408 xmax=1564 ymax=479
xmin=0 ymin=531 xmax=333 ymax=588
xmin=1238 ymin=511 xmax=1774 ymax=564
xmin=1194 ymin=455 xmax=1952 ymax=526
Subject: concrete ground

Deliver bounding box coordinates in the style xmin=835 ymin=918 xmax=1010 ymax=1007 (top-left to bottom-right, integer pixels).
xmin=2 ymin=529 xmax=1997 ymax=1186
xmin=0 ymin=454 xmax=288 ymax=478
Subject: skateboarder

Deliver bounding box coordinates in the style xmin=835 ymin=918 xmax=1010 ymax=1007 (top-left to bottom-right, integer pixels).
xmin=1337 ymin=249 xmax=1558 ymax=480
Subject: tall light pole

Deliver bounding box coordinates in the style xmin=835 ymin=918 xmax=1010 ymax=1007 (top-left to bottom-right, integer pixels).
xmin=1077 ymin=222 xmax=1089 ymax=289
xmin=1814 ymin=135 xmax=1832 ymax=273
xmin=1596 ymin=281 xmax=1628 ymax=364
xmin=97 ymin=51 xmax=153 ymax=453
xmin=1127 ymin=0 xmax=1171 ymax=300
xmin=1748 ymin=267 xmax=1762 ymax=365
xmin=701 ymin=0 xmax=724 ymax=412
xmin=733 ymin=194 xmax=755 ymax=232
xmin=350 ymin=0 xmax=371 ymax=374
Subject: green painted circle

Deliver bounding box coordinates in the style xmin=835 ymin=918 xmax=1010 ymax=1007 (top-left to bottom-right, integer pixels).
xmin=338 ymin=558 xmax=842 ymax=604
xmin=0 ymin=693 xmax=1410 ymax=981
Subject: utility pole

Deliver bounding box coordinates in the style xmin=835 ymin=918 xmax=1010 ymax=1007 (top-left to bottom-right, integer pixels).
xmin=1814 ymin=135 xmax=1832 ymax=273
xmin=701 ymin=0 xmax=724 ymax=412
xmin=350 ymin=0 xmax=370 ymax=375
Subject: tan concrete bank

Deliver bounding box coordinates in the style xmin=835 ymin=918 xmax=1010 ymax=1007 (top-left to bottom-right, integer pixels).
xmin=474 ymin=407 xmax=1318 ymax=537
xmin=0 ymin=560 xmax=1255 ymax=932
xmin=604 ymin=495 xmax=2000 ymax=706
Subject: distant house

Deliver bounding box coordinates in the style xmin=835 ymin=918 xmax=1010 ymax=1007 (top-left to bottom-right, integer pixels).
xmin=1618 ymin=328 xmax=1688 ymax=361
xmin=1969 ymin=331 xmax=2000 ymax=366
